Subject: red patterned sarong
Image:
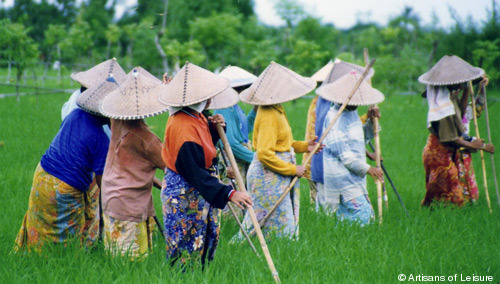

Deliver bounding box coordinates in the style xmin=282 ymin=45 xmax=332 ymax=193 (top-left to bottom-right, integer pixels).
xmin=422 ymin=134 xmax=478 ymax=206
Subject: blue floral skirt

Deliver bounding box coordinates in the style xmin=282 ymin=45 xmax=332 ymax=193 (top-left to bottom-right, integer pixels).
xmin=336 ymin=194 xmax=374 ymax=226
xmin=233 ymin=151 xmax=299 ymax=240
xmin=161 ymin=169 xmax=221 ymax=267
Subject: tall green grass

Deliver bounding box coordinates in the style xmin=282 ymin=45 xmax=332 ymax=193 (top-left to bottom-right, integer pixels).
xmin=1 ymin=90 xmax=499 ymax=283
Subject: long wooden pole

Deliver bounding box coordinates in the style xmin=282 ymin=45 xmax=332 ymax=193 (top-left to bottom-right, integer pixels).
xmin=251 ymin=59 xmax=377 ymax=233
xmin=216 ymin=146 xmax=259 ymax=256
xmin=480 ymin=83 xmax=500 ymax=212
xmin=216 ymin=125 xmax=281 ymax=284
xmin=364 ymin=48 xmax=383 ymax=224
xmin=468 ymin=81 xmax=492 ymax=214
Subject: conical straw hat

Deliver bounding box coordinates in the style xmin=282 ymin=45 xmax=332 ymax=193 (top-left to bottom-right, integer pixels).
xmin=219 ymin=65 xmax=258 ymax=87
xmin=155 ymin=62 xmax=231 ymax=107
xmin=321 ymin=59 xmax=374 ymax=86
xmin=239 ymin=61 xmax=316 ymax=105
xmin=310 ymin=60 xmax=334 ymax=82
xmin=77 ymin=74 xmax=121 ymax=115
xmin=100 ymin=67 xmax=169 ymax=120
xmin=418 ymin=55 xmax=484 ymax=86
xmin=316 ymin=71 xmax=385 ymax=106
xmin=207 ymin=86 xmax=239 ymax=110
xmin=71 ymin=58 xmax=126 ymax=88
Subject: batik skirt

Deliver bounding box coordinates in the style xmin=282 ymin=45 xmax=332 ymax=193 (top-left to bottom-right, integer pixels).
xmin=234 ymin=151 xmax=300 ymax=240
xmin=161 ymin=168 xmax=221 ymax=267
xmin=336 ymin=194 xmax=374 ymax=226
xmin=15 ymin=163 xmax=100 ymax=251
xmin=422 ymin=134 xmax=479 ymax=206
xmin=103 ymin=213 xmax=155 ymax=259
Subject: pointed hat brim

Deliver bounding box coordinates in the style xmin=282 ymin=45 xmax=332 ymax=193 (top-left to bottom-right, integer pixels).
xmin=239 ymin=61 xmax=316 ymax=105
xmin=100 ymin=67 xmax=169 ymax=120
xmin=418 ymin=55 xmax=484 ymax=86
xmin=70 ymin=58 xmax=126 ymax=88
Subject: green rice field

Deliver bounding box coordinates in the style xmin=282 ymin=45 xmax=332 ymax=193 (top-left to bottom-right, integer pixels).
xmin=1 ymin=80 xmax=499 ymax=283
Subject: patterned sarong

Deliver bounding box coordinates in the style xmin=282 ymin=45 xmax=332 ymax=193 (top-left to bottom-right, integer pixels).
xmin=15 ymin=163 xmax=100 ymax=252
xmin=336 ymin=194 xmax=374 ymax=226
xmin=103 ymin=213 xmax=154 ymax=259
xmin=422 ymin=134 xmax=478 ymax=206
xmin=234 ymin=151 xmax=300 ymax=240
xmin=161 ymin=169 xmax=221 ymax=268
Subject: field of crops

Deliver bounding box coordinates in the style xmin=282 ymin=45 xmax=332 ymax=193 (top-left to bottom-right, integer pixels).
xmin=1 ymin=82 xmax=499 ymax=283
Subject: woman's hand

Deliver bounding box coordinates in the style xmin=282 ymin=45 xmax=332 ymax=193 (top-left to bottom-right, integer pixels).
xmin=367 ymin=106 xmax=381 ymax=120
xmin=226 ymin=166 xmax=235 ymax=179
xmin=162 ymin=72 xmax=172 ymax=84
xmin=208 ymin=114 xmax=226 ymax=127
xmin=366 ymin=150 xmax=383 ymax=161
xmin=367 ymin=166 xmax=384 ymax=183
xmin=230 ymin=191 xmax=253 ymax=209
xmin=295 ymin=165 xmax=306 ymax=177
xmin=483 ymin=143 xmax=495 ymax=154
xmin=307 ymin=136 xmax=325 ymax=154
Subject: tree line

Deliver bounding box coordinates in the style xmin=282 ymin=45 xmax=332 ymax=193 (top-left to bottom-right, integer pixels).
xmin=0 ymin=0 xmax=499 ymax=94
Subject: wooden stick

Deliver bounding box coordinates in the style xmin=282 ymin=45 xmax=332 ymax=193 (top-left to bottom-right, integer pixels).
xmin=216 ymin=145 xmax=259 ymax=256
xmin=251 ymin=58 xmax=377 ymax=233
xmin=468 ymin=81 xmax=492 ymax=214
xmin=216 ymin=125 xmax=281 ymax=284
xmin=480 ymin=83 xmax=500 ymax=212
xmin=364 ymin=48 xmax=383 ymax=224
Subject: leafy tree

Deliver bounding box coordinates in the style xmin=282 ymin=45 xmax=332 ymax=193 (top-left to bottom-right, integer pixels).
xmin=285 ymin=40 xmax=329 ymax=76
xmin=0 ymin=19 xmax=39 ymax=101
xmin=43 ymin=24 xmax=67 ymax=78
xmin=189 ymin=13 xmax=243 ymax=70
xmin=60 ymin=15 xmax=93 ymax=66
xmin=105 ymin=24 xmax=121 ymax=59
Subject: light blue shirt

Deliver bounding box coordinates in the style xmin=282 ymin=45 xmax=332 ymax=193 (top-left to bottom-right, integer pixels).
xmin=214 ymin=105 xmax=256 ymax=163
xmin=323 ymin=104 xmax=370 ymax=202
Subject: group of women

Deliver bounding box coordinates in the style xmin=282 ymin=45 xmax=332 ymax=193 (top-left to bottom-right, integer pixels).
xmin=14 ymin=54 xmax=495 ymax=266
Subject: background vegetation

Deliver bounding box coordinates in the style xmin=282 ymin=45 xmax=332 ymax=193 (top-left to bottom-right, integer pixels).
xmin=1 ymin=0 xmax=500 ymax=95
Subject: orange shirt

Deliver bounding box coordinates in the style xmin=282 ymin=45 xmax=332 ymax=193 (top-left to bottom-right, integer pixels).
xmin=162 ymin=110 xmax=217 ymax=173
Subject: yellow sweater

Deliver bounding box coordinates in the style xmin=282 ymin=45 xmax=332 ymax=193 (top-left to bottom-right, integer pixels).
xmin=253 ymin=105 xmax=309 ymax=176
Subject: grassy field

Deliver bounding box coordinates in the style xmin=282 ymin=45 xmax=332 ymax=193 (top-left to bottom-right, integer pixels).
xmin=1 ymin=83 xmax=499 ymax=283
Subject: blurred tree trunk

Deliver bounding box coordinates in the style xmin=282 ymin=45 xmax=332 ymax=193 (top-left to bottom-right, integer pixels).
xmin=154 ymin=0 xmax=169 ymax=72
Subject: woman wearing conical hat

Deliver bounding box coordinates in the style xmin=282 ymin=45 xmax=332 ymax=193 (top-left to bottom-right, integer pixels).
xmin=213 ymin=65 xmax=258 ymax=186
xmin=316 ymin=72 xmax=384 ymax=225
xmin=14 ymin=62 xmax=125 ymax=251
xmin=418 ymin=55 xmax=494 ymax=206
xmin=305 ymin=59 xmax=376 ymax=210
xmin=234 ymin=62 xmax=322 ymax=240
xmin=98 ymin=67 xmax=169 ymax=259
xmin=153 ymin=62 xmax=253 ymax=267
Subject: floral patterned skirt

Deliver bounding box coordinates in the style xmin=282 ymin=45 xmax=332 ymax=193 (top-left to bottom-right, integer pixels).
xmin=103 ymin=213 xmax=154 ymax=259
xmin=15 ymin=163 xmax=100 ymax=252
xmin=422 ymin=134 xmax=479 ymax=206
xmin=234 ymin=151 xmax=300 ymax=240
xmin=161 ymin=169 xmax=221 ymax=267
xmin=336 ymin=194 xmax=374 ymax=226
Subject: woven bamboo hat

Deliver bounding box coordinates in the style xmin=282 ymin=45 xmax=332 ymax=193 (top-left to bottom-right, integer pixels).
xmin=418 ymin=55 xmax=484 ymax=86
xmin=219 ymin=65 xmax=257 ymax=88
xmin=71 ymin=58 xmax=126 ymax=88
xmin=311 ymin=60 xmax=334 ymax=82
xmin=100 ymin=67 xmax=169 ymax=120
xmin=206 ymin=87 xmax=239 ymax=110
xmin=77 ymin=73 xmax=122 ymax=115
xmin=321 ymin=59 xmax=374 ymax=86
xmin=156 ymin=61 xmax=231 ymax=107
xmin=239 ymin=61 xmax=316 ymax=105
xmin=316 ymin=71 xmax=384 ymax=106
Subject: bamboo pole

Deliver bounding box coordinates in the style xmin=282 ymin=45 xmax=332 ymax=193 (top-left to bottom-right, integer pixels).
xmin=251 ymin=59 xmax=377 ymax=233
xmin=216 ymin=125 xmax=281 ymax=284
xmin=364 ymin=48 xmax=383 ymax=223
xmin=468 ymin=81 xmax=492 ymax=214
xmin=217 ymin=146 xmax=259 ymax=256
xmin=480 ymin=83 xmax=500 ymax=212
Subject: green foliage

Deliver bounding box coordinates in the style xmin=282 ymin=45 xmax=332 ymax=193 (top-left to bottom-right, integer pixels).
xmin=285 ymin=40 xmax=329 ymax=76
xmin=59 ymin=15 xmax=93 ymax=64
xmin=0 ymin=19 xmax=39 ymax=85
